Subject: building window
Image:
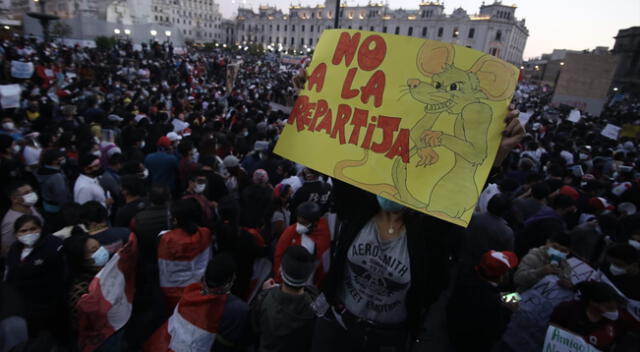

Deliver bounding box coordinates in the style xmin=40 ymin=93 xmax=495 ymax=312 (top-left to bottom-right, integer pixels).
xmin=348 ymin=25 xmax=352 ymax=29
xmin=495 ymin=30 xmax=502 ymax=41
xmin=383 ymin=26 xmax=387 ymax=33
xmin=302 ymin=25 xmax=305 ymax=32
xmin=489 ymin=48 xmax=498 ymax=56
xmin=291 ymin=37 xmax=294 ymax=45
xmin=395 ymin=26 xmax=399 ymax=34
xmin=277 ymin=24 xmax=280 ymax=31
xmin=370 ymin=26 xmax=374 ymax=31
xmin=437 ymin=27 xmax=443 ymax=37
xmin=408 ymin=27 xmax=413 ymax=36
xmin=300 ymin=38 xmax=304 ymax=45
xmin=284 ymin=25 xmax=287 ymax=31
xmin=358 ymin=26 xmax=362 ymax=30
xmin=269 ymin=25 xmax=272 ymax=31
xmin=422 ymin=27 xmax=427 ymax=37
xmin=311 ymin=25 xmax=314 ymax=32
xmin=292 ymin=25 xmax=295 ymax=32
xmin=309 ymin=38 xmax=313 ymax=45
xmin=468 ymin=28 xmax=475 ymax=38
xmin=452 ymin=27 xmax=459 ymax=38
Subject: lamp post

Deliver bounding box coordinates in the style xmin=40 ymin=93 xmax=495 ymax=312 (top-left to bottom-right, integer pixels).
xmin=27 ymin=0 xmax=60 ymax=43
xmin=333 ymin=0 xmax=340 ymax=28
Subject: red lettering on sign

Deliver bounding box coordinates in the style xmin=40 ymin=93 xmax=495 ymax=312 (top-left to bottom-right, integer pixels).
xmin=371 ymin=116 xmax=400 ymax=153
xmin=341 ymin=68 xmax=359 ymax=100
xmin=348 ymin=108 xmax=368 ymax=145
xmin=331 ymin=104 xmax=352 ymax=144
xmin=386 ymin=129 xmax=410 ymax=163
xmin=360 ymin=70 xmax=385 ymax=108
xmin=310 ymin=99 xmax=328 ymax=131
xmin=307 ymin=63 xmax=327 ymax=93
xmin=331 ymin=32 xmax=361 ymax=67
xmin=357 ymin=35 xmax=387 ymax=71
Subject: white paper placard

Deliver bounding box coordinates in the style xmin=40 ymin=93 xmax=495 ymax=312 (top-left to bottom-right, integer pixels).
xmin=567 ymin=109 xmax=582 ymax=123
xmin=0 ymin=84 xmax=22 ymax=109
xmin=600 ymin=124 xmax=621 ymax=140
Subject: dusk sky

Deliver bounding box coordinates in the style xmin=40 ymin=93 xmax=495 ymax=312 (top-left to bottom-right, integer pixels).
xmin=219 ymin=0 xmax=640 ymax=60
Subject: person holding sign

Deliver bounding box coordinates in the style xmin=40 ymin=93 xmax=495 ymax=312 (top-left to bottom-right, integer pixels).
xmin=550 ymin=281 xmax=640 ymax=351
xmin=514 ymin=232 xmax=573 ymax=292
xmin=290 ymin=57 xmax=525 ymax=350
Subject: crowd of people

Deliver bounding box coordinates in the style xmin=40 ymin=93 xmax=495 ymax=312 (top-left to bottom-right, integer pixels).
xmin=0 ymin=33 xmax=638 ymax=352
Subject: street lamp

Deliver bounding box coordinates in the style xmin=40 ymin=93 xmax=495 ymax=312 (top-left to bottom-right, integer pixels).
xmin=27 ymin=0 xmax=59 ymax=43
xmin=165 ymin=30 xmax=171 ymax=37
xmin=613 ymin=87 xmax=619 ymax=92
xmin=560 ymin=61 xmax=565 ymax=66
xmin=124 ymin=29 xmax=131 ymax=35
xmin=150 ymin=30 xmax=158 ymax=36
xmin=114 ymin=28 xmax=121 ymax=35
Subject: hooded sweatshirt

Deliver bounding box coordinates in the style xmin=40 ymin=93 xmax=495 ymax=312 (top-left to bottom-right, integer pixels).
xmin=251 ymin=287 xmax=317 ymax=352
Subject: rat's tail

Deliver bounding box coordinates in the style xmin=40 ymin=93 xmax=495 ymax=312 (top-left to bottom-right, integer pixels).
xmin=333 ymin=150 xmax=398 ymax=195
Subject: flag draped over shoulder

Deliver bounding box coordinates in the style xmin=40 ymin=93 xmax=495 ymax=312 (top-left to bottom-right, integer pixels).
xmin=144 ymin=283 xmax=228 ymax=352
xmin=77 ymin=233 xmax=138 ymax=352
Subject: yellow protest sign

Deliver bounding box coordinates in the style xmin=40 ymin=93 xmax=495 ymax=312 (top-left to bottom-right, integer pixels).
xmin=274 ymin=30 xmax=518 ymax=227
xmin=620 ymin=124 xmax=640 ymax=139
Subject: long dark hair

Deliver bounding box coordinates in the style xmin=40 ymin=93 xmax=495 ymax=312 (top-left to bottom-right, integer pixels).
xmin=172 ymin=199 xmax=200 ymax=235
xmin=576 ymin=281 xmax=624 ymax=304
xmin=62 ymin=227 xmax=94 ymax=279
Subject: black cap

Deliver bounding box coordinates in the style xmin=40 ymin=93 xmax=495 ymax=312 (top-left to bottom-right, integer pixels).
xmin=281 ymin=245 xmax=315 ymax=288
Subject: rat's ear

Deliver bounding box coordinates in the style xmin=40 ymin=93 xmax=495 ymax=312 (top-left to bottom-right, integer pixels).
xmin=469 ymin=55 xmax=517 ymax=101
xmin=417 ymin=41 xmax=454 ymax=77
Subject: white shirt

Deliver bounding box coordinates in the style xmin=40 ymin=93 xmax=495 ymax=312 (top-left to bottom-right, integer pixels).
xmin=74 ymin=174 xmax=107 ymax=206
xmin=280 ymin=176 xmax=303 ymax=193
xmin=560 ymin=150 xmax=575 ymax=165
xmin=23 ymin=145 xmax=41 ymax=166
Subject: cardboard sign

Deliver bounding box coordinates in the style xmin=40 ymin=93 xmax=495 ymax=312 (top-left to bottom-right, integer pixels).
xmin=567 ymin=109 xmax=581 ymax=123
xmin=620 ymin=124 xmax=640 ymax=139
xmin=566 ymin=257 xmax=597 ymax=285
xmin=0 ymin=84 xmax=22 ymax=109
xmin=543 ymin=325 xmax=602 ymax=352
xmin=11 ymin=61 xmax=34 ymax=79
xmin=226 ymin=63 xmax=240 ymax=94
xmin=600 ymin=124 xmax=621 ymax=140
xmin=275 ymin=30 xmax=518 ymax=227
xmin=518 ymin=111 xmax=533 ymax=126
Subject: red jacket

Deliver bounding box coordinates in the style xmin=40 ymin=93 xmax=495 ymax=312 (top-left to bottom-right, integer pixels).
xmin=273 ymin=218 xmax=330 ymax=288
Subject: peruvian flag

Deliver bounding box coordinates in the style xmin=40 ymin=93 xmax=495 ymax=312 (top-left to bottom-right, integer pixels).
xmin=158 ymin=228 xmax=212 ymax=312
xmin=77 ymin=233 xmax=138 ymax=352
xmin=144 ymin=283 xmax=228 ymax=352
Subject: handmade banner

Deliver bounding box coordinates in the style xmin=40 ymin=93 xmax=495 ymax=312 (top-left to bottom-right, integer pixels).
xmin=274 ymin=30 xmax=519 ymax=227
xmin=226 ymin=63 xmax=240 ymax=94
xmin=11 ymin=61 xmax=34 ymax=79
xmin=600 ymin=124 xmax=621 ymax=140
xmin=543 ymin=325 xmax=602 ymax=352
xmin=0 ymin=84 xmax=22 ymax=109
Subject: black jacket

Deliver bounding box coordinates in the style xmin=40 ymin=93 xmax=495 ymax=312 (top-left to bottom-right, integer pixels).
xmin=323 ymin=181 xmax=456 ymax=336
xmin=5 ymin=234 xmax=66 ymax=317
xmin=446 ymin=273 xmax=512 ymax=352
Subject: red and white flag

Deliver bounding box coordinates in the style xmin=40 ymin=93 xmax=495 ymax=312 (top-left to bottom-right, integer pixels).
xmin=144 ymin=283 xmax=228 ymax=352
xmin=77 ymin=233 xmax=138 ymax=352
xmin=158 ymin=228 xmax=212 ymax=311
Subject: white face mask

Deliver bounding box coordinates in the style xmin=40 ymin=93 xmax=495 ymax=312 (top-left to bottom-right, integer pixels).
xmin=12 ymin=144 xmax=21 ymax=154
xmin=609 ymin=264 xmax=627 ymax=276
xmin=140 ymin=141 xmax=146 ymax=149
xmin=628 ymin=240 xmax=640 ymax=250
xmin=2 ymin=122 xmax=14 ymax=130
xmin=602 ymin=310 xmax=619 ymax=321
xmin=194 ymin=183 xmax=206 ymax=194
xmin=296 ymin=222 xmax=309 ymax=235
xmin=91 ymin=246 xmax=110 ymax=266
xmin=141 ymin=168 xmax=149 ymax=179
xmin=22 ymin=192 xmax=38 ymax=206
xmin=18 ymin=232 xmax=40 ymax=247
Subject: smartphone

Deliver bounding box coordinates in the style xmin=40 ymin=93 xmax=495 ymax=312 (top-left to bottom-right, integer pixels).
xmin=501 ymin=292 xmax=522 ymax=303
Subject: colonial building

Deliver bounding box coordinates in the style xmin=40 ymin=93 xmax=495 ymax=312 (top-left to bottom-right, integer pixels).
xmin=234 ymin=0 xmax=529 ymax=65
xmin=612 ymin=26 xmax=640 ymax=94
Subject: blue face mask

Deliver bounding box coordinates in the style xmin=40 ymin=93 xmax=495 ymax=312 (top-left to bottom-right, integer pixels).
xmin=376 ymin=195 xmax=405 ymax=213
xmin=547 ymin=247 xmax=567 ymax=264
xmin=91 ymin=246 xmax=110 ymax=267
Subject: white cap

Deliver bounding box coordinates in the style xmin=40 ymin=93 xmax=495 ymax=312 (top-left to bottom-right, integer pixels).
xmin=166 ymin=131 xmax=182 ymax=142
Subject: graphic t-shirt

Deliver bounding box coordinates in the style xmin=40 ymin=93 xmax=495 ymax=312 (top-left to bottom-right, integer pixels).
xmin=340 ymin=219 xmax=411 ymax=325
